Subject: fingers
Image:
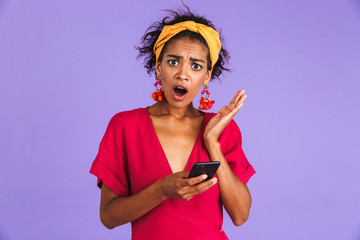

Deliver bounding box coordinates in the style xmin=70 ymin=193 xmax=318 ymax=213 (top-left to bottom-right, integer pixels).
xmin=173 ymin=172 xmax=211 ymax=189
xmin=238 ymin=91 xmax=247 ymax=105
xmin=217 ymin=90 xmax=247 ymax=118
xmin=229 ymin=90 xmax=246 ymax=109
xmin=182 ymin=178 xmax=218 ymax=201
xmin=225 ymin=90 xmax=247 ymax=116
xmin=208 ymin=90 xmax=247 ymax=133
xmin=184 ymin=174 xmax=208 ymax=186
xmin=228 ymin=89 xmax=243 ymax=106
xmin=174 ymin=171 xmax=191 ymax=179
xmin=188 ymin=178 xmax=218 ymax=197
xmin=163 ymin=172 xmax=217 ymax=201
xmin=218 ymin=106 xmax=227 ymax=115
xmin=235 ymin=94 xmax=246 ymax=110
xmin=168 ymin=173 xmax=218 ymax=201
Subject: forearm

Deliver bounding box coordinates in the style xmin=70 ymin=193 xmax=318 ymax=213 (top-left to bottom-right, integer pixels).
xmin=100 ymin=180 xmax=166 ymax=229
xmin=205 ymin=140 xmax=252 ymax=226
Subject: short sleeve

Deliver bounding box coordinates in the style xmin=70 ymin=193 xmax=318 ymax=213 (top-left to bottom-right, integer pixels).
xmin=219 ymin=119 xmax=255 ymax=184
xmin=89 ymin=115 xmax=130 ymax=196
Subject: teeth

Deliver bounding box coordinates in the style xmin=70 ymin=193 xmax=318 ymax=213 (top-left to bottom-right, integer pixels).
xmin=177 ymin=87 xmax=185 ymax=90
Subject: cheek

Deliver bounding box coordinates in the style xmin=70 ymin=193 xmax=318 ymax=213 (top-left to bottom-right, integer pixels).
xmin=195 ymin=75 xmax=207 ymax=88
xmin=190 ymin=81 xmax=204 ymax=97
xmin=160 ymin=77 xmax=172 ymax=94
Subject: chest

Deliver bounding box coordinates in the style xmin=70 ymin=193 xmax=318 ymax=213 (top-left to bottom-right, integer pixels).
xmin=150 ymin=117 xmax=203 ymax=173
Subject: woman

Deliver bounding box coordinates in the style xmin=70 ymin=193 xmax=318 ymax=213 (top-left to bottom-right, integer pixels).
xmin=90 ymin=7 xmax=255 ymax=240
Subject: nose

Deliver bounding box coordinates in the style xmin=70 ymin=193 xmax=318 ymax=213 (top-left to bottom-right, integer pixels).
xmin=176 ymin=63 xmax=190 ymax=81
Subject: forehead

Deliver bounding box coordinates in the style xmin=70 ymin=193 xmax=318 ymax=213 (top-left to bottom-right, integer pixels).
xmin=163 ymin=37 xmax=209 ymax=60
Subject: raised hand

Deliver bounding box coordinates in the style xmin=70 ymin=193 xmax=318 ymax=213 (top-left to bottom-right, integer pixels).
xmin=204 ymin=89 xmax=247 ymax=144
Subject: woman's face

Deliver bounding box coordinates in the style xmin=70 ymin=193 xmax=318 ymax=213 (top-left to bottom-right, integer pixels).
xmin=156 ymin=37 xmax=211 ymax=109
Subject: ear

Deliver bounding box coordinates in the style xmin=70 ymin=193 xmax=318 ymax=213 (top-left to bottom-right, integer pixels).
xmin=155 ymin=61 xmax=162 ymax=77
xmin=203 ymin=70 xmax=211 ymax=85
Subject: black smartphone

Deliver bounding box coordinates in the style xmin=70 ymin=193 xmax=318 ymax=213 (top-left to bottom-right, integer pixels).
xmin=188 ymin=161 xmax=220 ymax=180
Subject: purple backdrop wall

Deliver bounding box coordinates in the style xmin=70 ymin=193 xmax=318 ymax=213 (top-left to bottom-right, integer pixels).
xmin=1 ymin=0 xmax=360 ymax=239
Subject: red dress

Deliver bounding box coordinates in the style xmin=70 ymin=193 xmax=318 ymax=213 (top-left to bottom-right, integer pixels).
xmin=90 ymin=107 xmax=255 ymax=240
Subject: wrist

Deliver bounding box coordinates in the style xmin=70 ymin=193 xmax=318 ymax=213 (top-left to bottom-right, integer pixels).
xmin=154 ymin=178 xmax=169 ymax=201
xmin=205 ymin=138 xmax=221 ymax=150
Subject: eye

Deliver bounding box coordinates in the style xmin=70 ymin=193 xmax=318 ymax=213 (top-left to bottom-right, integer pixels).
xmin=192 ymin=63 xmax=202 ymax=70
xmin=168 ymin=59 xmax=178 ymax=66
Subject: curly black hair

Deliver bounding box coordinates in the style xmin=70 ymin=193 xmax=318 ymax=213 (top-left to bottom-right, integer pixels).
xmin=136 ymin=5 xmax=231 ymax=81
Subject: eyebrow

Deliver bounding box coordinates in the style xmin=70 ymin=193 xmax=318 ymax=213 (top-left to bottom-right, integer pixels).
xmin=166 ymin=54 xmax=205 ymax=63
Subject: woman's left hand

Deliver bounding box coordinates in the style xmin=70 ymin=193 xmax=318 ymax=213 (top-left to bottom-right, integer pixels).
xmin=204 ymin=89 xmax=247 ymax=145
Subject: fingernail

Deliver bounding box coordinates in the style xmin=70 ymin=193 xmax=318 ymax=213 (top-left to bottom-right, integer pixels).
xmin=202 ymin=174 xmax=208 ymax=180
xmin=212 ymin=178 xmax=217 ymax=184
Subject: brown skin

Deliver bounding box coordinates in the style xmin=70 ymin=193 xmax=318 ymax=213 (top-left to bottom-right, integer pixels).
xmin=99 ymin=37 xmax=251 ymax=229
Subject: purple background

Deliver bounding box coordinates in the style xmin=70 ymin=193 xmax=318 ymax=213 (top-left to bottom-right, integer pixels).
xmin=1 ymin=0 xmax=360 ymax=239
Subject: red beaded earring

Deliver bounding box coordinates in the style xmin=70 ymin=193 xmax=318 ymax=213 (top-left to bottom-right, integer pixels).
xmin=199 ymin=84 xmax=215 ymax=110
xmin=151 ymin=74 xmax=164 ymax=101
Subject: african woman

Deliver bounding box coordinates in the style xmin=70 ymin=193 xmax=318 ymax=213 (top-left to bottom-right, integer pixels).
xmin=90 ymin=7 xmax=255 ymax=240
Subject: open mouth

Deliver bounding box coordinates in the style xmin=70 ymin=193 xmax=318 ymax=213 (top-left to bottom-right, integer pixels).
xmin=173 ymin=86 xmax=188 ymax=97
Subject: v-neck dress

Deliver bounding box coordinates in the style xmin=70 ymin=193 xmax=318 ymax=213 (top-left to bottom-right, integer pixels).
xmin=89 ymin=107 xmax=255 ymax=240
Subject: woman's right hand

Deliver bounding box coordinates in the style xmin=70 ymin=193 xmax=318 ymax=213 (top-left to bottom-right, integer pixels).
xmin=157 ymin=171 xmax=217 ymax=201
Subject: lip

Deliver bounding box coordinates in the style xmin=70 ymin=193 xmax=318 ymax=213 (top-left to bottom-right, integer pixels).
xmin=172 ymin=84 xmax=188 ymax=101
xmin=173 ymin=84 xmax=188 ymax=92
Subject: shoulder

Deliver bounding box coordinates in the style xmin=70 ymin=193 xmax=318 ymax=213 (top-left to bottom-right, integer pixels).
xmin=108 ymin=107 xmax=148 ymax=129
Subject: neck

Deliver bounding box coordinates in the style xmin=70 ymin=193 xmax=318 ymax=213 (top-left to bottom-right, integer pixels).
xmin=150 ymin=100 xmax=202 ymax=119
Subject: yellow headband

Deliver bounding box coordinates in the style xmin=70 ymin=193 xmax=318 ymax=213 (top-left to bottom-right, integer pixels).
xmin=154 ymin=21 xmax=221 ymax=69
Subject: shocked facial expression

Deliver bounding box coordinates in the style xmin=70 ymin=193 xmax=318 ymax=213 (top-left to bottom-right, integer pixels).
xmin=156 ymin=37 xmax=211 ymax=109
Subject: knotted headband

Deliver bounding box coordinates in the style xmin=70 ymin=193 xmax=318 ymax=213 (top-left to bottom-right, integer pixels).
xmin=153 ymin=21 xmax=222 ymax=69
